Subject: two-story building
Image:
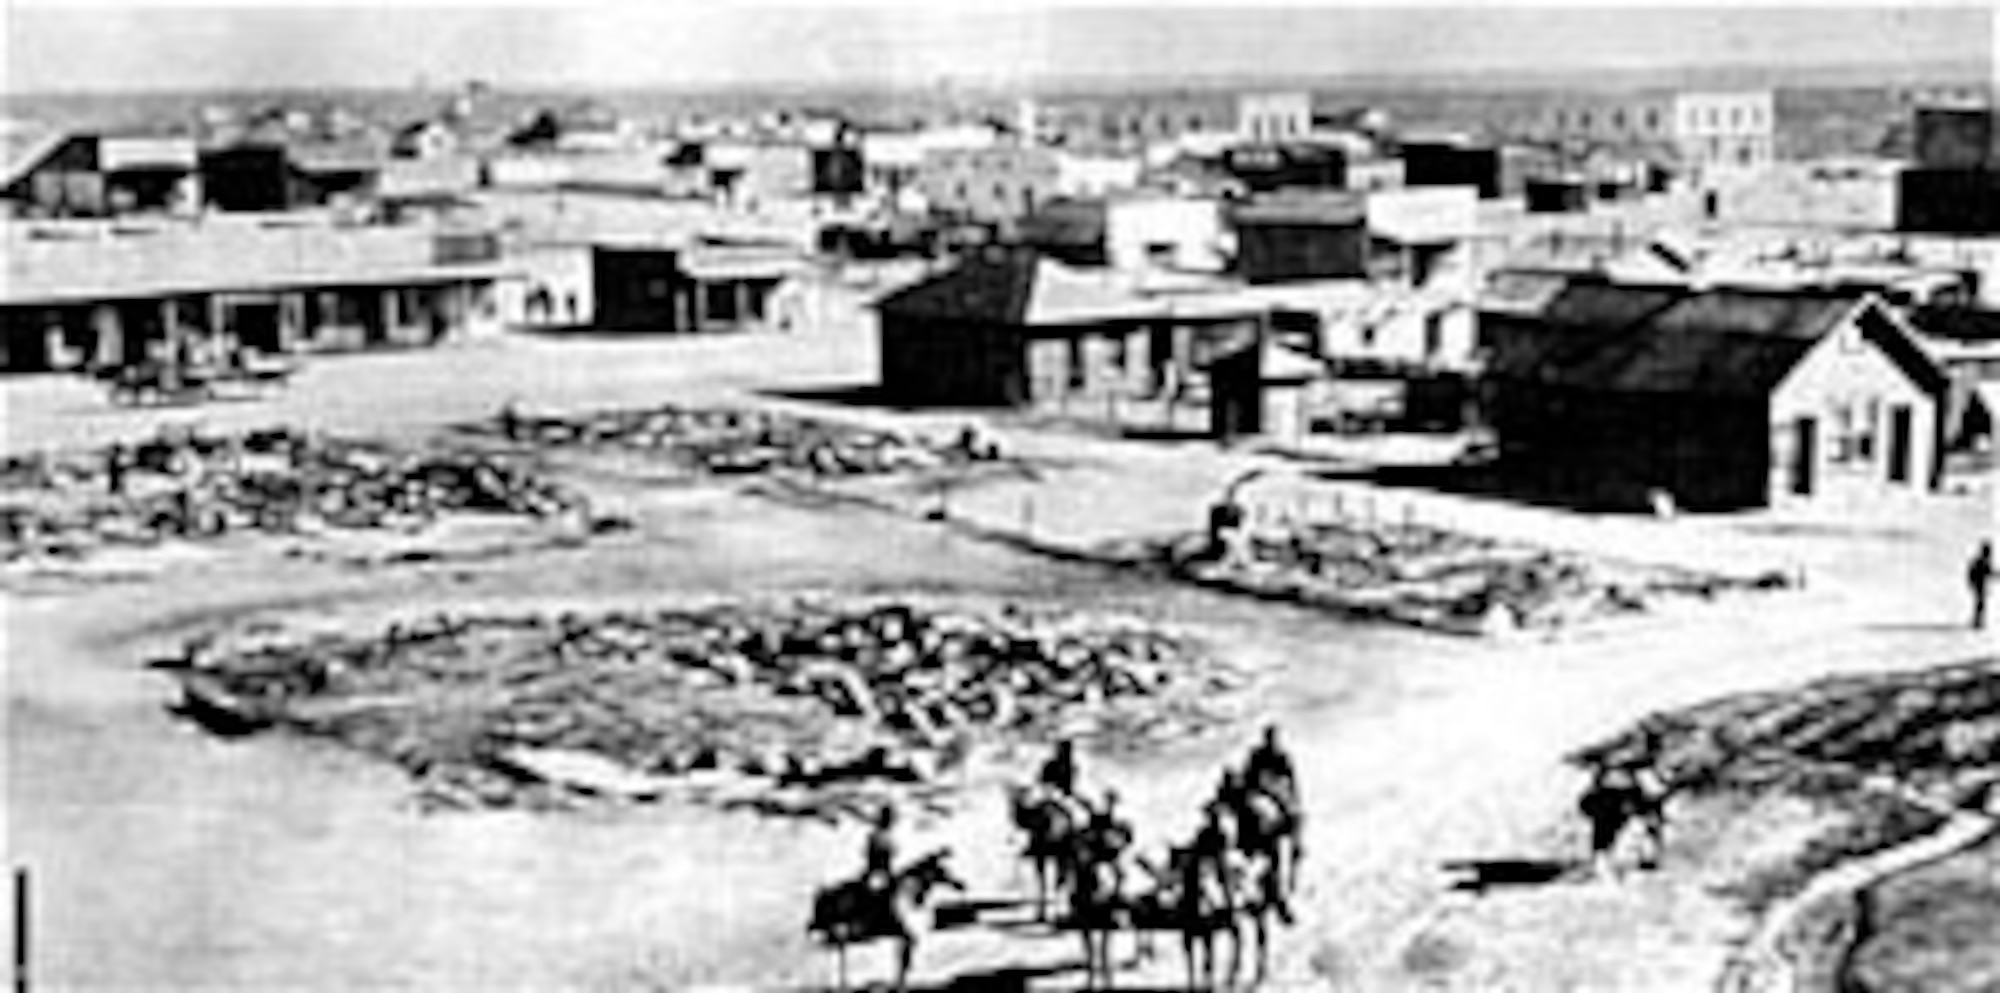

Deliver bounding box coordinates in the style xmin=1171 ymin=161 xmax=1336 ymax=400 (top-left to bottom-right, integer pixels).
xmin=1536 ymin=90 xmax=1776 ymax=175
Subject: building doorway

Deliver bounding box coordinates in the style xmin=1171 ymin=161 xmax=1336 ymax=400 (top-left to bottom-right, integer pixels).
xmin=1887 ymin=405 xmax=1913 ymax=483
xmin=1791 ymin=417 xmax=1817 ymax=496
xmin=233 ymin=302 xmax=284 ymax=353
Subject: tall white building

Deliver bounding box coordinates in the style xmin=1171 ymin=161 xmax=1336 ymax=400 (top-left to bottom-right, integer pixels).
xmin=1239 ymin=92 xmax=1314 ymax=143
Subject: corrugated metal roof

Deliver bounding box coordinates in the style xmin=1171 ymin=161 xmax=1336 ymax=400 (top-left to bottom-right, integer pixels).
xmin=875 ymin=250 xmax=1039 ymax=325
xmin=1486 ymin=283 xmax=1870 ymax=396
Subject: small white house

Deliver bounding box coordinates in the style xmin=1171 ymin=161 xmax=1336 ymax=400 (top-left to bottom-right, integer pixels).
xmin=1105 ymin=196 xmax=1229 ymax=272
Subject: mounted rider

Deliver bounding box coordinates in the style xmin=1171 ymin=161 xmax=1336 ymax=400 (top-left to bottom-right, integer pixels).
xmin=1242 ymin=723 xmax=1299 ymax=815
xmin=1040 ymin=738 xmax=1079 ymax=798
xmin=1083 ymin=788 xmax=1135 ymax=869
xmin=1189 ymin=798 xmax=1248 ymax=913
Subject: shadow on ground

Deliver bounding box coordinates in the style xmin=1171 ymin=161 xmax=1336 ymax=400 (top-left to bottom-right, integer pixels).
xmin=1441 ymin=857 xmax=1582 ymax=894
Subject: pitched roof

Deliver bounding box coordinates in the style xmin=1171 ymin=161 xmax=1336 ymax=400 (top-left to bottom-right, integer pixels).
xmin=875 ymin=250 xmax=1269 ymax=328
xmin=875 ymin=250 xmax=1039 ymax=325
xmin=1910 ymin=306 xmax=2000 ymax=343
xmin=1486 ymin=282 xmax=1876 ymax=396
xmin=2 ymin=129 xmax=73 ymax=190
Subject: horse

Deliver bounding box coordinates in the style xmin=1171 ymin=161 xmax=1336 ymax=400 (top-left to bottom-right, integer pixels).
xmin=807 ymin=847 xmax=966 ymax=992
xmin=1009 ymin=784 xmax=1089 ymax=921
xmin=1171 ymin=840 xmax=1245 ymax=991
xmin=1217 ymin=772 xmax=1304 ymax=924
xmin=1064 ymin=842 xmax=1127 ymax=990
xmin=1224 ymin=845 xmax=1288 ymax=984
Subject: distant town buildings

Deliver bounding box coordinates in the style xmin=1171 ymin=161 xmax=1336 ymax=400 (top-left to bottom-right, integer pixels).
xmin=1238 ymin=92 xmax=1314 ymax=143
xmin=1538 ymin=90 xmax=1777 ymax=174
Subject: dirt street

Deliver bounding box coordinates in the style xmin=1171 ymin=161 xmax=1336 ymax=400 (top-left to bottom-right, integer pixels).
xmin=6 ymin=313 xmax=1994 ymax=990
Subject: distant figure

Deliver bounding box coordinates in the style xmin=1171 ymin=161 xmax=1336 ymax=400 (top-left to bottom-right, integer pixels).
xmin=1971 ymin=540 xmax=1994 ymax=630
xmin=1041 ymin=739 xmax=1079 ymax=799
xmin=104 ymin=442 xmax=128 ymax=497
xmin=564 ymin=292 xmax=580 ymax=323
xmin=863 ymin=804 xmax=900 ymax=898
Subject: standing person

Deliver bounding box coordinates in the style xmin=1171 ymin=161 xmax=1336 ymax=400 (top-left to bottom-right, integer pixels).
xmin=1970 ymin=540 xmax=1994 ymax=630
xmin=1207 ymin=496 xmax=1246 ymax=564
xmin=104 ymin=442 xmax=127 ymax=497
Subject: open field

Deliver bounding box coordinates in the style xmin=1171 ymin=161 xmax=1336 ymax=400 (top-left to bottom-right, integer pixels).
xmin=5 ymin=306 xmax=1997 ymax=989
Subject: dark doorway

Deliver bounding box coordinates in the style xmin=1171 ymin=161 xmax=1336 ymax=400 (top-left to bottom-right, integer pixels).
xmin=1887 ymin=405 xmax=1913 ymax=483
xmin=1792 ymin=417 xmax=1817 ymax=496
xmin=234 ymin=303 xmax=283 ymax=353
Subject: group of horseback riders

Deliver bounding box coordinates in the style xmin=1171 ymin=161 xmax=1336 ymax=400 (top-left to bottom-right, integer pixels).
xmin=814 ymin=720 xmax=1674 ymax=989
xmin=1009 ymin=725 xmax=1305 ymax=988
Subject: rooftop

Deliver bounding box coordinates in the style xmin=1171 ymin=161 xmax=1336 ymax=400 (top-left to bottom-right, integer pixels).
xmin=3 ymin=217 xmax=513 ymax=305
xmin=1485 ymin=281 xmax=1888 ymax=396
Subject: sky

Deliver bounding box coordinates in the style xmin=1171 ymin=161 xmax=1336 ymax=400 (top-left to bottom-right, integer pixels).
xmin=4 ymin=4 xmax=1994 ymax=93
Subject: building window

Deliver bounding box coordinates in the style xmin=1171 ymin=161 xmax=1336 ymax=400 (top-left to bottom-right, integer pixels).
xmin=1423 ymin=312 xmax=1445 ymax=358
xmin=1612 ymin=110 xmax=1627 ymax=131
xmin=1644 ymin=109 xmax=1661 ymax=131
xmin=1068 ymin=336 xmax=1087 ymax=391
xmin=1578 ymin=111 xmax=1592 ymax=129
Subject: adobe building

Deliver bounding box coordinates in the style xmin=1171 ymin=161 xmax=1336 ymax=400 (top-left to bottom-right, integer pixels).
xmin=1 ymin=220 xmax=513 ymax=372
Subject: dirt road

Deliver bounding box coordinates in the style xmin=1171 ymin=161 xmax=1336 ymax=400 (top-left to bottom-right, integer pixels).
xmin=7 ymin=320 xmax=1994 ymax=990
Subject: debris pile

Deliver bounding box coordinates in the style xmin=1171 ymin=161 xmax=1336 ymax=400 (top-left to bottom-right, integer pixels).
xmin=1163 ymin=517 xmax=1787 ymax=634
xmin=160 ymin=601 xmax=1244 ymax=818
xmin=467 ymin=403 xmax=1005 ymax=478
xmin=1 ymin=426 xmax=590 ymax=563
xmin=1574 ymin=656 xmax=2000 ymax=799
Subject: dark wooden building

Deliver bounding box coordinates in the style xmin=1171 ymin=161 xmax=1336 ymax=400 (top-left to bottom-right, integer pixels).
xmin=1483 ymin=280 xmax=1948 ymax=511
xmin=811 ymin=147 xmax=865 ymax=197
xmin=1401 ymin=141 xmax=1502 ymax=199
xmin=1525 ymin=178 xmax=1590 ymax=213
xmin=1230 ymin=193 xmax=1368 ymax=285
xmin=874 ymin=250 xmax=1271 ymax=437
xmin=591 ymin=247 xmax=687 ymax=331
xmin=1016 ymin=198 xmax=1110 ymax=267
xmin=1899 ymin=169 xmax=2000 ymax=234
xmin=3 ymin=133 xmax=203 ymax=218
xmin=1222 ymin=144 xmax=1347 ymax=194
xmin=1913 ymin=106 xmax=1998 ymax=170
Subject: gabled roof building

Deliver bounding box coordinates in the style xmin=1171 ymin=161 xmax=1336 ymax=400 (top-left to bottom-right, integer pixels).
xmin=1482 ymin=279 xmax=1950 ymax=510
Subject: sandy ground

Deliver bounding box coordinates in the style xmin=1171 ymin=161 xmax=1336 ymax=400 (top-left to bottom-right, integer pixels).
xmin=5 ymin=306 xmax=1996 ymax=990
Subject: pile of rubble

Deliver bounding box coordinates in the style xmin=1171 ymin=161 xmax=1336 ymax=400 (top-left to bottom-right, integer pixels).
xmin=1 ymin=426 xmax=590 ymax=563
xmin=1163 ymin=517 xmax=1788 ymax=634
xmin=467 ymin=403 xmax=1004 ymax=478
xmin=1575 ymin=656 xmax=2000 ymax=798
xmin=159 ymin=601 xmax=1244 ymax=818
